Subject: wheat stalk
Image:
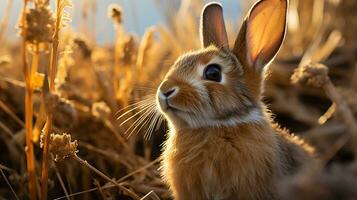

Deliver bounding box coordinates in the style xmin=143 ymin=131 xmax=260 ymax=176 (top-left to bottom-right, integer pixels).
xmin=41 ymin=0 xmax=72 ymax=199
xmin=20 ymin=0 xmax=37 ymax=199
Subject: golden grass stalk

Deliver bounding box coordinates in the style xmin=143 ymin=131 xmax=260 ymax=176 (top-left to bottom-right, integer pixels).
xmin=20 ymin=0 xmax=37 ymax=199
xmin=40 ymin=116 xmax=52 ymax=199
xmin=32 ymin=102 xmax=46 ymax=142
xmin=136 ymin=27 xmax=155 ymax=68
xmin=108 ymin=4 xmax=123 ymax=96
xmin=41 ymin=0 xmax=71 ymax=198
xmin=31 ymin=45 xmax=40 ymax=81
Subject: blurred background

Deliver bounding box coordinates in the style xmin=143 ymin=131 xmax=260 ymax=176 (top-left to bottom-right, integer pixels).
xmin=0 ymin=0 xmax=242 ymax=43
xmin=0 ymin=0 xmax=357 ymax=199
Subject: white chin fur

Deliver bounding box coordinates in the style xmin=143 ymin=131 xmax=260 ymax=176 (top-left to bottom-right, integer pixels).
xmin=175 ymin=107 xmax=264 ymax=129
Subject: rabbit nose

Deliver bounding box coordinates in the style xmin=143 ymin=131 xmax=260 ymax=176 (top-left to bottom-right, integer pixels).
xmin=160 ymin=87 xmax=179 ymax=98
xmin=164 ymin=89 xmax=175 ymax=97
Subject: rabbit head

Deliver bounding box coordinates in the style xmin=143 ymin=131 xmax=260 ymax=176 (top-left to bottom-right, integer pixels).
xmin=157 ymin=0 xmax=288 ymax=130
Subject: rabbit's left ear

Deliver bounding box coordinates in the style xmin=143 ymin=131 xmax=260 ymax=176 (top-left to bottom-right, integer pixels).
xmin=233 ymin=0 xmax=288 ymax=71
xmin=200 ymin=3 xmax=229 ymax=48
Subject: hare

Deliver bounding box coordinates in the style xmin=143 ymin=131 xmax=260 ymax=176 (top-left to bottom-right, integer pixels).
xmin=156 ymin=0 xmax=314 ymax=199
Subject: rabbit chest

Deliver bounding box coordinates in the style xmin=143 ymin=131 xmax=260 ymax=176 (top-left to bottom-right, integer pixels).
xmin=161 ymin=125 xmax=281 ymax=200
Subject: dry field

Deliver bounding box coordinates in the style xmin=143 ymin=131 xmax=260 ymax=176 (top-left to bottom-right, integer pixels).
xmin=0 ymin=0 xmax=356 ymax=199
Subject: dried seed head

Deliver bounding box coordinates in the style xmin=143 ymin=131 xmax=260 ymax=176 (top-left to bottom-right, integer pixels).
xmin=49 ymin=133 xmax=78 ymax=162
xmin=291 ymin=63 xmax=329 ymax=88
xmin=73 ymin=37 xmax=92 ymax=58
xmin=92 ymin=101 xmax=111 ymax=119
xmin=18 ymin=5 xmax=55 ymax=45
xmin=108 ymin=4 xmax=123 ymax=24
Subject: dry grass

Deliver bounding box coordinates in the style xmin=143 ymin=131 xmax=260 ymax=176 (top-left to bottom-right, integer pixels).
xmin=0 ymin=0 xmax=356 ymax=199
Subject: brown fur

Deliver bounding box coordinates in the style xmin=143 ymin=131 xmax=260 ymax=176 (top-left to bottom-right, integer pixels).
xmin=162 ymin=122 xmax=276 ymax=200
xmin=156 ymin=1 xmax=314 ymax=199
xmin=161 ymin=118 xmax=313 ymax=200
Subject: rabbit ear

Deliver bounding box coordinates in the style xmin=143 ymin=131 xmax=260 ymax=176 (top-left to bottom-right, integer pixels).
xmin=200 ymin=3 xmax=229 ymax=48
xmin=233 ymin=0 xmax=288 ymax=71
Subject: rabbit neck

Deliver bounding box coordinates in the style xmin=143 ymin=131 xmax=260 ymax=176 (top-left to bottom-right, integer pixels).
xmin=165 ymin=117 xmax=280 ymax=164
xmin=167 ymin=104 xmax=269 ymax=132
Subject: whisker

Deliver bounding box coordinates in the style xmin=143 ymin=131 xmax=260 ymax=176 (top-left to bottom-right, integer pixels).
xmin=115 ymin=94 xmax=155 ymax=113
xmin=124 ymin=104 xmax=156 ymax=138
xmin=115 ymin=92 xmax=165 ymax=140
xmin=130 ymin=108 xmax=157 ymax=139
xmin=156 ymin=115 xmax=164 ymax=132
xmin=144 ymin=112 xmax=161 ymax=140
xmin=117 ymin=101 xmax=154 ymax=119
xmin=126 ymin=105 xmax=158 ymax=138
xmin=115 ymin=97 xmax=154 ymax=118
xmin=146 ymin=112 xmax=161 ymax=139
xmin=119 ymin=102 xmax=155 ymax=126
xmin=142 ymin=110 xmax=159 ymax=140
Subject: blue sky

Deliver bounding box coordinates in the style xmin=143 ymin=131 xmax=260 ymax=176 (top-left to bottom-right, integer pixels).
xmin=0 ymin=0 xmax=242 ymax=44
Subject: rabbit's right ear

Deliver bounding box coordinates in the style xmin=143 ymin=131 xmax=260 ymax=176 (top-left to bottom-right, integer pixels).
xmin=233 ymin=0 xmax=288 ymax=72
xmin=200 ymin=3 xmax=229 ymax=48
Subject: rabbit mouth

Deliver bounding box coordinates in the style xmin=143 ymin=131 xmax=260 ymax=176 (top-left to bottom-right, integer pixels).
xmin=158 ymin=98 xmax=181 ymax=113
xmin=164 ymin=101 xmax=181 ymax=112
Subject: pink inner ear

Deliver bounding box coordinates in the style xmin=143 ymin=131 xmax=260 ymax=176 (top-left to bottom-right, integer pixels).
xmin=201 ymin=3 xmax=229 ymax=48
xmin=246 ymin=0 xmax=287 ymax=68
xmin=211 ymin=11 xmax=229 ymax=47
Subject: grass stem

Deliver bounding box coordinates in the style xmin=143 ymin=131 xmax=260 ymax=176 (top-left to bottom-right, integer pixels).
xmin=21 ymin=0 xmax=37 ymax=199
xmin=41 ymin=0 xmax=61 ymax=199
xmin=73 ymin=154 xmax=141 ymax=200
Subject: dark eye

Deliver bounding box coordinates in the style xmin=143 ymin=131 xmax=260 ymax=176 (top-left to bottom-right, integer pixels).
xmin=203 ymin=64 xmax=222 ymax=82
